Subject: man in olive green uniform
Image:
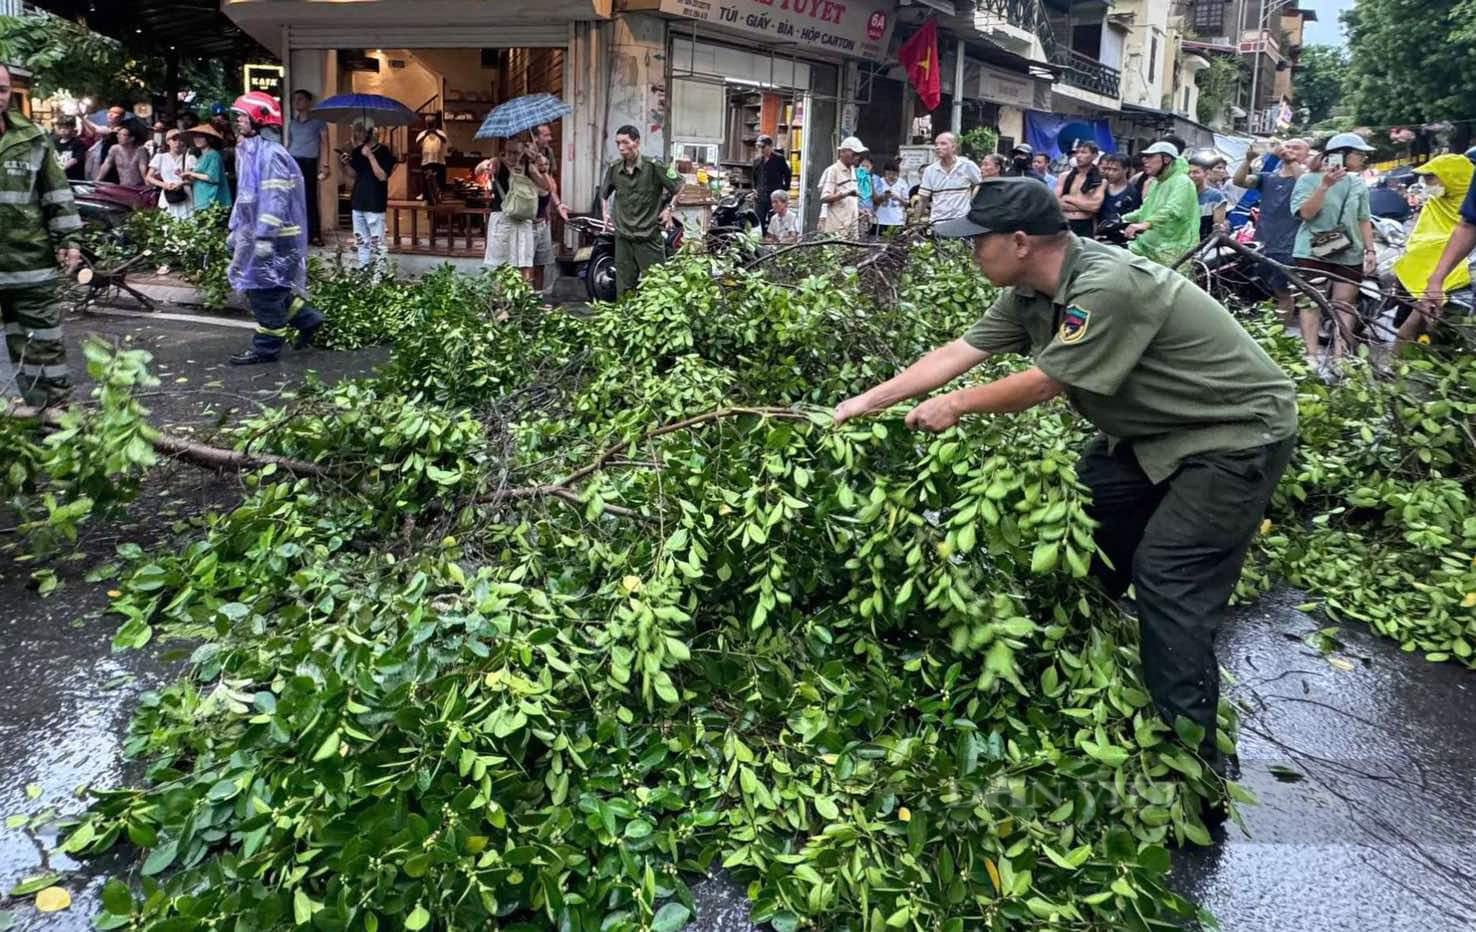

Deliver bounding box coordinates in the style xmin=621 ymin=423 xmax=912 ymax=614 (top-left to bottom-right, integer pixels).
xmin=835 ymin=179 xmax=1297 ymax=778
xmin=600 ymin=124 xmax=681 ymax=299
xmin=0 ymin=64 xmax=81 ymax=406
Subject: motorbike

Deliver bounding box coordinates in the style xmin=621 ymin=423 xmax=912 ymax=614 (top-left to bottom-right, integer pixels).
xmin=706 ymin=192 xmax=762 ymax=256
xmin=567 ymin=216 xmax=685 ymax=303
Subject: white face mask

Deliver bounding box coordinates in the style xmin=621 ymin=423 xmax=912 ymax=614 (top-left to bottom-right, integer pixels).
xmin=1424 ymin=183 xmax=1447 ymax=200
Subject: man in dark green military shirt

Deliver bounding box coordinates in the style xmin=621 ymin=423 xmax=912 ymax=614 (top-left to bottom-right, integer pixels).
xmin=601 ymin=124 xmax=682 ymax=299
xmin=835 ymin=179 xmax=1297 ymax=782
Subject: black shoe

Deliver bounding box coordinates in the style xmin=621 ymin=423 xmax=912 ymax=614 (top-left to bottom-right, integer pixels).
xmin=229 ymin=349 xmax=279 ymax=366
xmin=294 ymin=322 xmax=324 ymax=349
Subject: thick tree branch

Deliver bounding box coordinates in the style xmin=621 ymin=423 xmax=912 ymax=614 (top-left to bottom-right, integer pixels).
xmin=3 ymin=403 xmax=330 ymax=478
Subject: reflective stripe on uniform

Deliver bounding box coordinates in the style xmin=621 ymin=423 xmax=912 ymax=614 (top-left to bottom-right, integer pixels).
xmin=255 ymin=326 xmax=293 ymax=337
xmin=0 ymin=191 xmax=36 ymax=205
xmin=0 ymin=268 xmax=59 ymax=285
xmin=49 ymin=214 xmax=83 ymax=232
xmin=18 ymin=363 xmax=69 ymax=378
xmin=4 ymin=322 xmax=65 ymax=341
xmin=261 ymin=179 xmax=296 ymax=191
xmin=258 ymin=213 xmax=284 ymax=227
xmin=276 ymin=224 xmax=302 ymax=237
xmin=41 ymin=188 xmax=74 ymax=206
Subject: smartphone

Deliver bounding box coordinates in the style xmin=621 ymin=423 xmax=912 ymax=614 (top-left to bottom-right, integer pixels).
xmin=1325 ymin=153 xmax=1344 ymax=170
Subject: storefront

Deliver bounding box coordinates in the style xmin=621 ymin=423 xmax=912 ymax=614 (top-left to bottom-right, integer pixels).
xmin=623 ymin=0 xmax=896 ymax=231
xmin=222 ymin=0 xmax=605 ymax=256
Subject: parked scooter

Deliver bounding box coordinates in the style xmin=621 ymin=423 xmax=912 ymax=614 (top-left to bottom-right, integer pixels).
xmin=707 ymin=192 xmax=761 ymax=256
xmin=567 ymin=216 xmax=685 ymax=303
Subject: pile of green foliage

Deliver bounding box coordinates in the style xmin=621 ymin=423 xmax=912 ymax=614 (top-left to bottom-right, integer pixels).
xmin=307 ymin=261 xmax=537 ymax=352
xmin=7 ymin=239 xmax=1471 ymax=930
xmin=52 ymin=244 xmax=1231 ymax=930
xmin=123 ymin=205 xmax=233 ymax=310
xmin=1240 ymin=324 xmax=1476 ymax=663
xmin=0 ymin=340 xmax=160 ymax=563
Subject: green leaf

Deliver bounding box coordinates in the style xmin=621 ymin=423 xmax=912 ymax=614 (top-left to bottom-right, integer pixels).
xmin=100 ymin=878 xmax=133 ymax=915
xmin=311 ymin=729 xmax=342 ymax=762
xmin=293 ymin=888 xmax=323 ymax=925
xmin=404 ymin=905 xmax=431 ymax=930
xmin=651 ymin=902 xmax=691 ymax=932
xmin=141 ymin=840 xmax=178 ymax=876
xmin=8 ymin=873 xmax=62 ymax=897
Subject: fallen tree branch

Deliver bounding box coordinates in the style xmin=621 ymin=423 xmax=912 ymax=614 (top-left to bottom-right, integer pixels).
xmin=4 ymin=403 xmax=330 ymax=478
xmin=483 ymin=405 xmax=812 ymax=518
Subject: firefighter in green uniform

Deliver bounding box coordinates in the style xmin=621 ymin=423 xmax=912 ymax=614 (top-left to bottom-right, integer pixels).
xmin=600 ymin=124 xmax=681 ymax=299
xmin=0 ymin=64 xmax=81 ymax=406
xmin=835 ymin=180 xmax=1298 ymax=806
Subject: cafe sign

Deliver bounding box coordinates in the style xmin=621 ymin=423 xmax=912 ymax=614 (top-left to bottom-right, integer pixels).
xmin=658 ymin=0 xmax=895 ymax=61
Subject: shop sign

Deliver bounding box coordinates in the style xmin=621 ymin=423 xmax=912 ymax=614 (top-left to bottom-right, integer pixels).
xmin=658 ymin=0 xmax=895 ymax=61
xmin=973 ymin=62 xmax=1038 ymax=110
xmin=244 ymin=64 xmax=285 ymax=100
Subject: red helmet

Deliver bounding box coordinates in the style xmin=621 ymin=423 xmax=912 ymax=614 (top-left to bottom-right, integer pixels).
xmin=231 ymin=91 xmax=283 ymax=129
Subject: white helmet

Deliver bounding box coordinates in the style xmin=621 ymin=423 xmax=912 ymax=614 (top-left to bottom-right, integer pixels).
xmin=1324 ymin=131 xmax=1374 ymax=152
xmin=838 ymin=135 xmax=867 ymax=153
xmin=1141 ymin=141 xmax=1179 ymax=157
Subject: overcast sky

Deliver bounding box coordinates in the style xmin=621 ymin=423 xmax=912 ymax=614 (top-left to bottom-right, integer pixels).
xmin=1297 ymin=0 xmax=1348 ymax=48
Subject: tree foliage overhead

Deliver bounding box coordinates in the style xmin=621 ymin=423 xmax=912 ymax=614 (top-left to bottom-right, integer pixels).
xmin=0 ymin=13 xmax=230 ymax=109
xmin=1291 ymin=45 xmax=1346 ymax=129
xmin=1195 ymin=56 xmax=1245 ymax=128
xmin=1342 ymin=0 xmax=1476 ymax=126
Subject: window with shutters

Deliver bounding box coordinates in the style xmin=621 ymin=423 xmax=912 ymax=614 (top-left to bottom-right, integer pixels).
xmin=1191 ymin=0 xmax=1226 ymax=34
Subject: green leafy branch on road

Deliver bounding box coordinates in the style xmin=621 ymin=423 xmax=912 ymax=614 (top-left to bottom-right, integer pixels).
xmin=3 ymin=241 xmax=1472 ymax=930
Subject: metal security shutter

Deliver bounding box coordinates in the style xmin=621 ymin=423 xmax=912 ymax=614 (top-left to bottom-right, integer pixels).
xmin=288 ymin=23 xmax=571 ymax=50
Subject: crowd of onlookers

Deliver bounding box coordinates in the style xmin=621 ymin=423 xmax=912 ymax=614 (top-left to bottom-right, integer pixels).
xmin=758 ymin=128 xmax=1474 ymax=372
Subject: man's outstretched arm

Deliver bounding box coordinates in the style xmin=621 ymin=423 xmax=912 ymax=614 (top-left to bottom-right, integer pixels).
xmin=904 ymin=367 xmax=1065 ymax=432
xmin=833 ymin=339 xmax=990 ymax=424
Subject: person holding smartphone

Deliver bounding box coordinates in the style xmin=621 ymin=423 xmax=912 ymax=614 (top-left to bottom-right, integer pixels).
xmin=1290 ymin=133 xmax=1375 ymax=374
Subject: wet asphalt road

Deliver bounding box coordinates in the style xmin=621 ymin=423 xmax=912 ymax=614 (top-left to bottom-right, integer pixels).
xmin=1 ymin=313 xmax=1474 ymax=930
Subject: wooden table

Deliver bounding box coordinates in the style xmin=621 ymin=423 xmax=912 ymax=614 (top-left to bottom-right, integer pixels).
xmin=385 ymin=199 xmax=485 ymax=257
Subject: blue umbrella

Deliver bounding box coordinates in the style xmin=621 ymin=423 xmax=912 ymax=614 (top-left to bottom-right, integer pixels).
xmin=1055 ymin=121 xmax=1098 ymax=157
xmin=309 ymin=93 xmax=418 ymax=127
xmin=475 ymin=93 xmax=572 ymax=140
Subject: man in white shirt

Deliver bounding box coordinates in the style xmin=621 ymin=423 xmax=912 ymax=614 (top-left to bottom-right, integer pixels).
xmin=818 ymin=136 xmax=865 ymax=237
xmin=918 ymin=132 xmax=982 ymax=224
xmin=765 ymin=190 xmax=801 ymax=243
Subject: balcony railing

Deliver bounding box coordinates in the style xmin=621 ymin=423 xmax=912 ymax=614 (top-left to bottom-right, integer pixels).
xmin=1052 ymin=46 xmax=1121 ymax=99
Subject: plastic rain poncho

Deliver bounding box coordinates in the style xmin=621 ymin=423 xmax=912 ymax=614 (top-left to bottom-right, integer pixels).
xmin=1122 ymin=156 xmax=1199 ymax=269
xmin=227 ymin=133 xmax=309 ymax=293
xmin=1394 ymin=153 xmax=1474 ymax=296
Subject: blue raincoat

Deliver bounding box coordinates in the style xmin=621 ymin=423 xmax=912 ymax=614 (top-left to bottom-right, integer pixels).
xmin=227 ymin=133 xmax=309 ymax=293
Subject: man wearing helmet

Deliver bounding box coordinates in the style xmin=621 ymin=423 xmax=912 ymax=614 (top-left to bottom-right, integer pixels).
xmin=1120 ymin=141 xmax=1198 ymax=269
xmin=225 ymin=92 xmax=325 ymax=366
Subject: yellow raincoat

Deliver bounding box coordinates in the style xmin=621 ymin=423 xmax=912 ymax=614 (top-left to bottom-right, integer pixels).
xmin=1395 ymin=153 xmax=1473 ymax=295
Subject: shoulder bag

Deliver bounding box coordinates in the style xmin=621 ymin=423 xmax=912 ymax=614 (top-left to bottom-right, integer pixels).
xmin=1309 ymin=180 xmax=1353 ymax=258
xmin=498 ymin=172 xmax=537 ymax=222
xmin=163 ymin=154 xmax=190 ymax=204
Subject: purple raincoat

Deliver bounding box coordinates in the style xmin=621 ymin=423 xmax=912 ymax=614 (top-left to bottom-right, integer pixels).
xmin=227 ymin=134 xmax=310 ymax=293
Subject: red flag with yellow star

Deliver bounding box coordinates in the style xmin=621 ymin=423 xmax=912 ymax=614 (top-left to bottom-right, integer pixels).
xmin=900 ymin=20 xmax=941 ymax=111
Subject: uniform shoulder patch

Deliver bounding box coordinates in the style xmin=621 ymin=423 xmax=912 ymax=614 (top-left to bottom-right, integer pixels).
xmin=1059 ymin=305 xmax=1091 ymax=344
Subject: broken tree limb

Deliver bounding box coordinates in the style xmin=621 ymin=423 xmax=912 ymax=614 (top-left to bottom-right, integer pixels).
xmin=484 ymin=405 xmax=813 ymax=518
xmin=3 ymin=402 xmax=330 ymax=478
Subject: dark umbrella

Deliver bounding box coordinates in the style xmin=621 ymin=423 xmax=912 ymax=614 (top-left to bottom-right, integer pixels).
xmin=309 ymin=93 xmax=419 ymax=127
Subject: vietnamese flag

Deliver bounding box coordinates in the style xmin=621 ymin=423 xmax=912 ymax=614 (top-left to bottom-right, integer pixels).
xmin=900 ymin=20 xmax=942 ymax=112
